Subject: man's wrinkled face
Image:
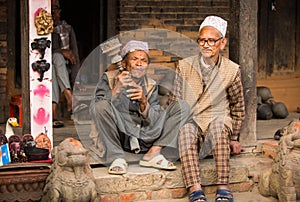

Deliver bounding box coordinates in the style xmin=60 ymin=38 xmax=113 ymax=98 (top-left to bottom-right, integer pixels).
xmin=198 ymin=26 xmax=226 ymax=63
xmin=122 ymin=50 xmax=149 ymax=79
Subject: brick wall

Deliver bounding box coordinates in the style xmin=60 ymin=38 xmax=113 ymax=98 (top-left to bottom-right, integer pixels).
xmin=0 ymin=0 xmax=8 ymax=123
xmin=118 ymin=0 xmax=230 ymax=40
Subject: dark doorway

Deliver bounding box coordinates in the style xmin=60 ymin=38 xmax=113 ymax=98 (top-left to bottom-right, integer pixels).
xmin=59 ymin=0 xmax=101 ymax=62
xmin=7 ymin=0 xmax=21 ymax=90
xmin=58 ymin=0 xmax=118 ymax=62
xmin=258 ymin=0 xmax=300 ymax=79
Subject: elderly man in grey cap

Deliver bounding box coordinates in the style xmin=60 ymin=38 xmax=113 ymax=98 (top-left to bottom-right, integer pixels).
xmin=173 ymin=16 xmax=245 ymax=202
xmin=90 ymin=40 xmax=190 ymax=175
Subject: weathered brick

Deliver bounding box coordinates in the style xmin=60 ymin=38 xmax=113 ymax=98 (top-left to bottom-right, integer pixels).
xmin=164 ymin=19 xmax=184 ymax=25
xmin=151 ymin=189 xmax=172 ymax=200
xmin=119 ymin=192 xmax=135 ymax=202
xmin=251 ymin=173 xmax=260 ymax=183
xmin=171 ymin=188 xmax=187 ymax=199
xmin=0 ymin=80 xmax=7 ymax=86
xmin=0 ymin=62 xmax=7 ymax=67
xmin=149 ymin=49 xmax=164 ymax=56
xmin=262 ymin=141 xmax=278 ymax=159
xmin=236 ymin=181 xmax=255 ymax=192
xmin=0 ymin=73 xmax=6 ymax=79
xmin=227 ymin=182 xmax=254 ymax=192
xmin=181 ymin=31 xmax=198 ymax=39
xmin=0 ymin=7 xmax=7 ymax=23
xmin=0 ymin=34 xmax=5 ymax=40
xmin=0 ymin=41 xmax=7 ymax=46
xmin=0 ymin=87 xmax=5 ymax=93
xmin=263 ymin=141 xmax=279 ymax=148
xmin=133 ymin=191 xmax=148 ymax=201
xmin=148 ymin=19 xmax=162 ymax=26
xmin=100 ymin=194 xmax=118 ymax=202
xmin=145 ymin=191 xmax=152 ymax=200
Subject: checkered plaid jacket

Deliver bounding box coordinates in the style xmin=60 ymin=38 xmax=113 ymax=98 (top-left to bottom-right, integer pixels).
xmin=172 ymin=55 xmax=245 ymax=141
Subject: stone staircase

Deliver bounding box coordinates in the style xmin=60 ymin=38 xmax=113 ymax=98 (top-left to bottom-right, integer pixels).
xmin=92 ymin=148 xmax=277 ymax=202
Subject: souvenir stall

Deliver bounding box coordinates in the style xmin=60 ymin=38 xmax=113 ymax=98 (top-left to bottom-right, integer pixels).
xmin=0 ymin=0 xmax=53 ymax=201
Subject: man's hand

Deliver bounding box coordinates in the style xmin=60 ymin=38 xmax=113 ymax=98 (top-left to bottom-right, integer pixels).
xmin=112 ymin=71 xmax=147 ymax=111
xmin=230 ymin=141 xmax=242 ymax=155
xmin=61 ymin=49 xmax=77 ymax=64
xmin=126 ymin=84 xmax=147 ymax=112
xmin=126 ymin=84 xmax=146 ymax=103
xmin=112 ymin=71 xmax=134 ymax=96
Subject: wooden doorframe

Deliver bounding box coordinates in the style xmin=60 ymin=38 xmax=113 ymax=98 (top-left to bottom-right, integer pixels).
xmin=105 ymin=0 xmax=119 ymax=40
xmin=20 ymin=0 xmax=30 ymax=134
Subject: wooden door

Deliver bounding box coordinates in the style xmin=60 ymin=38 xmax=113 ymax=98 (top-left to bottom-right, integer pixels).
xmin=258 ymin=0 xmax=299 ymax=78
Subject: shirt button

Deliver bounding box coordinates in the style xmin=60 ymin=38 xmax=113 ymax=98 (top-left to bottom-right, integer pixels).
xmin=136 ymin=124 xmax=140 ymax=128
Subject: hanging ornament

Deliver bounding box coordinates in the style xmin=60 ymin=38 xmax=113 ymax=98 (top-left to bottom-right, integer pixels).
xmin=34 ymin=8 xmax=54 ymax=35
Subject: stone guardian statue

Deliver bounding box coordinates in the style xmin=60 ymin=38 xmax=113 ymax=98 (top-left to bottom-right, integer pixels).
xmin=42 ymin=138 xmax=99 ymax=201
xmin=259 ymin=119 xmax=300 ymax=202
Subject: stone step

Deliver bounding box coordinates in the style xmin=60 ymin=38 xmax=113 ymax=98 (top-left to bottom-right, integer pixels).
xmin=137 ymin=187 xmax=278 ymax=202
xmin=92 ymin=153 xmax=275 ymax=201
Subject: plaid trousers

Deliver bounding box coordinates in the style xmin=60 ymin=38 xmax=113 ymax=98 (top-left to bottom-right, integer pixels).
xmin=179 ymin=122 xmax=231 ymax=188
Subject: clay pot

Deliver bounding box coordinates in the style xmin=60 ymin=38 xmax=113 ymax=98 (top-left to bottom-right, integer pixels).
xmin=272 ymin=101 xmax=289 ymax=119
xmin=257 ymin=103 xmax=273 ymax=120
xmin=257 ymin=86 xmax=273 ymax=102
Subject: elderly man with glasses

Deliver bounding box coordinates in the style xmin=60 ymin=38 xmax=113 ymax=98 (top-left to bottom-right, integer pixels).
xmin=173 ymin=16 xmax=245 ymax=202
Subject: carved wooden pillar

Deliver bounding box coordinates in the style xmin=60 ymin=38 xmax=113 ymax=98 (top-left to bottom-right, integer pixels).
xmin=230 ymin=0 xmax=258 ymax=146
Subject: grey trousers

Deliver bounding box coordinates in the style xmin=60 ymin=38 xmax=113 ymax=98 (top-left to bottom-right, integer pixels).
xmin=90 ymin=99 xmax=190 ymax=164
xmin=52 ymin=53 xmax=71 ymax=104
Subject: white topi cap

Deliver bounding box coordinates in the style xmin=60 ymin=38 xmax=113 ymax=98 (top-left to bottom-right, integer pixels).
xmin=120 ymin=40 xmax=149 ymax=58
xmin=199 ymin=16 xmax=228 ymax=37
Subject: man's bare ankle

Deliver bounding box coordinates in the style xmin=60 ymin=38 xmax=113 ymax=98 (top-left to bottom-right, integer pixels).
xmin=189 ymin=184 xmax=202 ymax=193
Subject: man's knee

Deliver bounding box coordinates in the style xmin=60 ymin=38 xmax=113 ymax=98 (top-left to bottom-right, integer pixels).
xmin=52 ymin=52 xmax=66 ymax=66
xmin=179 ymin=122 xmax=198 ymax=140
xmin=92 ymin=100 xmax=112 ymax=117
xmin=52 ymin=52 xmax=64 ymax=60
xmin=168 ymin=99 xmax=191 ymax=118
xmin=179 ymin=99 xmax=191 ymax=117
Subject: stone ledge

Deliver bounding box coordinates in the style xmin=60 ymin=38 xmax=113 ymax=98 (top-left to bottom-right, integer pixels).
xmin=93 ymin=154 xmax=273 ymax=201
xmin=94 ymin=161 xmax=249 ymax=195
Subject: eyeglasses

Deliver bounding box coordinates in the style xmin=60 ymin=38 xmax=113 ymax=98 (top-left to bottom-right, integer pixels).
xmin=197 ymin=37 xmax=223 ymax=46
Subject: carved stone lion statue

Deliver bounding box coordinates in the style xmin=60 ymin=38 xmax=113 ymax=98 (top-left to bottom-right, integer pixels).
xmin=42 ymin=138 xmax=99 ymax=202
xmin=258 ymin=119 xmax=300 ymax=202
